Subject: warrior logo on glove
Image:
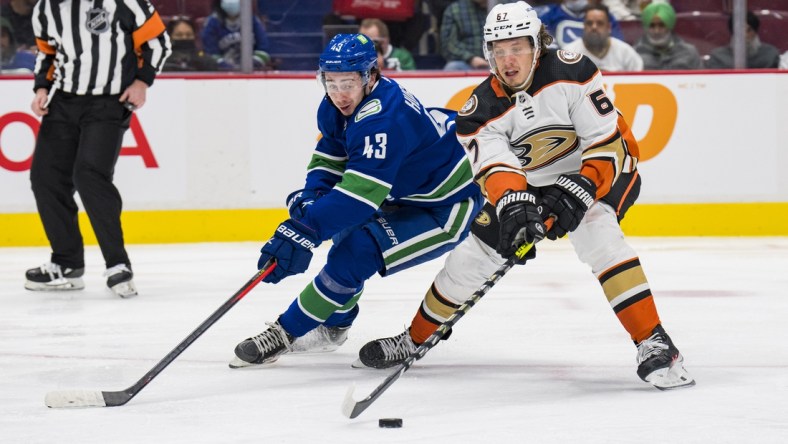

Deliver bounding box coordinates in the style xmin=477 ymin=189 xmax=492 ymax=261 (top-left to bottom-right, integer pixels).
xmin=555 ymin=175 xmax=594 ymax=208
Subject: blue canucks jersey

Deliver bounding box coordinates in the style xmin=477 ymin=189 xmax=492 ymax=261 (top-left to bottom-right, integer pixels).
xmin=535 ymin=4 xmax=623 ymax=49
xmin=298 ymin=76 xmax=479 ymax=241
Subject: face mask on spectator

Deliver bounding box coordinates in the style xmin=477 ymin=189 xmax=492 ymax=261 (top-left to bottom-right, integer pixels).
xmin=172 ymin=39 xmax=196 ymax=52
xmin=221 ymin=0 xmax=241 ymax=17
xmin=583 ymin=32 xmax=607 ymax=52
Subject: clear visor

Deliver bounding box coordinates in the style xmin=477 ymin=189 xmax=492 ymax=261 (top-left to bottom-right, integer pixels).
xmin=317 ymin=70 xmax=369 ymax=94
xmin=484 ymin=37 xmax=540 ymax=90
xmin=489 ymin=41 xmax=535 ymax=59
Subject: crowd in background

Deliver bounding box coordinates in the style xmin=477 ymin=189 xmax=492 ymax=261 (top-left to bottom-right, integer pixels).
xmin=2 ymin=0 xmax=788 ymax=74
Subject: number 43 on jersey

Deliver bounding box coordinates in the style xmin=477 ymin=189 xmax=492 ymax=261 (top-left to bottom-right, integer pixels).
xmin=363 ymin=133 xmax=387 ymax=159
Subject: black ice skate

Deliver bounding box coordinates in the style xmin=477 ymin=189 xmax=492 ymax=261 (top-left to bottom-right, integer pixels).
xmin=25 ymin=263 xmax=85 ymax=291
xmin=636 ymin=324 xmax=695 ymax=390
xmin=105 ymin=264 xmax=137 ymax=298
xmin=229 ymin=321 xmax=294 ymax=368
xmin=291 ymin=325 xmax=350 ymax=354
xmin=352 ymin=329 xmax=416 ymax=369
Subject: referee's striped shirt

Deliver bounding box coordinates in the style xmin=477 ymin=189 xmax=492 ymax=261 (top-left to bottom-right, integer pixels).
xmin=33 ymin=0 xmax=171 ymax=95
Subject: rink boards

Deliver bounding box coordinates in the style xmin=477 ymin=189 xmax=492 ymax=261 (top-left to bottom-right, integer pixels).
xmin=1 ymin=70 xmax=787 ymax=245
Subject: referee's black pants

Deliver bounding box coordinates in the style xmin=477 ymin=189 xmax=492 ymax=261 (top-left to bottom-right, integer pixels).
xmin=30 ymin=92 xmax=132 ymax=270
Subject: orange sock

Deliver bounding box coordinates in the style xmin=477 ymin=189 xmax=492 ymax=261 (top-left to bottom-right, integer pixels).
xmin=409 ymin=283 xmax=460 ymax=344
xmin=598 ymin=258 xmax=660 ymax=342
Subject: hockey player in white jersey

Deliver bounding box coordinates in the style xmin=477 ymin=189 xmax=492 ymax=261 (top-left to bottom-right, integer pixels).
xmin=356 ymin=1 xmax=695 ymax=390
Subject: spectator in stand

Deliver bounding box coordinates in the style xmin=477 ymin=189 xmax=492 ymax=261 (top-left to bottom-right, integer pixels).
xmin=426 ymin=0 xmax=454 ymax=29
xmin=440 ymin=0 xmax=488 ymax=71
xmin=164 ymin=17 xmax=220 ymax=72
xmin=359 ymin=18 xmax=416 ymax=71
xmin=1 ymin=16 xmax=35 ymax=72
xmin=565 ymin=4 xmax=642 ymax=71
xmin=706 ymin=11 xmax=780 ymax=70
xmin=634 ymin=2 xmax=701 ymax=70
xmin=322 ymin=3 xmax=426 ymax=54
xmin=0 ymin=0 xmax=35 ymax=50
xmin=535 ymin=0 xmax=624 ymax=49
xmin=780 ymin=51 xmax=788 ymax=70
xmin=374 ymin=41 xmax=388 ymax=72
xmin=201 ymin=0 xmax=271 ymax=71
xmin=602 ymin=0 xmax=669 ymax=21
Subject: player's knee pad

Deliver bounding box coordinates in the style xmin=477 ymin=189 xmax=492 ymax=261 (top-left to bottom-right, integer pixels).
xmin=324 ymin=227 xmax=384 ymax=289
xmin=433 ymin=234 xmax=507 ymax=305
xmin=569 ymin=202 xmax=638 ymax=274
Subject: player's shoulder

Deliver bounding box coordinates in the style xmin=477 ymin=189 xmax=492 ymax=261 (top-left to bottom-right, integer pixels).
xmin=351 ymin=79 xmax=403 ymax=127
xmin=456 ymin=75 xmax=514 ymax=136
xmin=530 ymin=49 xmax=600 ymax=92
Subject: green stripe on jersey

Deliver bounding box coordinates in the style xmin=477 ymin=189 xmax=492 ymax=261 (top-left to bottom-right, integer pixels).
xmin=307 ymin=152 xmax=347 ymax=176
xmin=335 ymin=170 xmax=391 ymax=208
xmin=384 ymin=198 xmax=472 ymax=266
xmin=400 ymin=158 xmax=474 ymax=202
xmin=298 ymin=282 xmax=363 ymax=322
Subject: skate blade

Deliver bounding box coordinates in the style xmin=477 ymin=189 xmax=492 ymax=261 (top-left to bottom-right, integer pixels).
xmin=25 ymin=278 xmax=84 ymax=291
xmin=646 ymin=356 xmax=696 ymax=390
xmin=228 ymin=356 xmax=279 ymax=369
xmin=350 ymin=358 xmax=370 ymax=369
xmin=290 ymin=343 xmax=341 ymax=354
xmin=109 ymin=281 xmax=137 ymax=298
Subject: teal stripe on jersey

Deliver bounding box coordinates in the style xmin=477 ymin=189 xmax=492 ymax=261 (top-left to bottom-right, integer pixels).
xmin=384 ymin=197 xmax=473 ymax=267
xmin=307 ymin=152 xmax=347 ymax=177
xmin=400 ymin=158 xmax=474 ymax=203
xmin=297 ymin=281 xmax=363 ymax=322
xmin=335 ymin=170 xmax=392 ymax=209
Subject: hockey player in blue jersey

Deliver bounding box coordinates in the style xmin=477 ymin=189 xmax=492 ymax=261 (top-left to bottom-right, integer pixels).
xmin=229 ymin=33 xmax=483 ymax=368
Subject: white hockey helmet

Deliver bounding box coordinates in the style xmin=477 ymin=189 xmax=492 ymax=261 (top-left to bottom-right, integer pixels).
xmin=483 ymin=1 xmax=542 ymax=90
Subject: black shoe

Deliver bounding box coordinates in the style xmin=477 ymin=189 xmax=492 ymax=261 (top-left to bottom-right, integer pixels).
xmin=636 ymin=325 xmax=695 ymax=390
xmin=229 ymin=321 xmax=294 ymax=368
xmin=353 ymin=329 xmax=416 ymax=369
xmin=25 ymin=263 xmax=85 ymax=291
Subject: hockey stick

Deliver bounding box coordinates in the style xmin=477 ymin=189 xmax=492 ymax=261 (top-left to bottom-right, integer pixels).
xmin=44 ymin=260 xmax=277 ymax=408
xmin=342 ymin=219 xmax=552 ymax=419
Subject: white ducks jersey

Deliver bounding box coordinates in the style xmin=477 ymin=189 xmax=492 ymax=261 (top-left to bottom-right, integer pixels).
xmin=456 ymin=49 xmax=639 ymax=205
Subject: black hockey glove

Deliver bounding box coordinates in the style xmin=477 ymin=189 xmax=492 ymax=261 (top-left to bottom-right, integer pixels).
xmin=495 ymin=190 xmax=545 ymax=260
xmin=286 ymin=189 xmax=322 ymax=220
xmin=540 ymin=174 xmax=597 ymax=241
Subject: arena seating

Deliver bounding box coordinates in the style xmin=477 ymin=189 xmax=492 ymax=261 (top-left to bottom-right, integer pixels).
xmin=260 ymin=0 xmax=331 ymax=70
xmin=673 ymin=11 xmax=731 ymax=59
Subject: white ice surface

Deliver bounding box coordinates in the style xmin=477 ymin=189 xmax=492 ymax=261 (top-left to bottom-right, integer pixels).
xmin=1 ymin=238 xmax=787 ymax=443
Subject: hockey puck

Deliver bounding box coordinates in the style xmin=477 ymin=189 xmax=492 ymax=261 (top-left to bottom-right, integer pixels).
xmin=378 ymin=418 xmax=403 ymax=428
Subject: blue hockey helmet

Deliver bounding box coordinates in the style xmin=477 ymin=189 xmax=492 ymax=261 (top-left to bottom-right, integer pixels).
xmin=318 ymin=33 xmax=378 ymax=90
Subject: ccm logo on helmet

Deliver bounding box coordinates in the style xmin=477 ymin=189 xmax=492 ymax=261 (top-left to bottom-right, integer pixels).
xmin=276 ymin=225 xmax=317 ymax=250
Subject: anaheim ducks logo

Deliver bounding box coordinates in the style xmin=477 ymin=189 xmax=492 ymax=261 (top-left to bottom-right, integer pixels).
xmin=474 ymin=210 xmax=492 ymax=226
xmin=511 ymin=125 xmax=579 ymax=170
xmin=459 ymin=94 xmax=478 ymax=116
xmin=557 ymin=50 xmax=582 ymax=64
